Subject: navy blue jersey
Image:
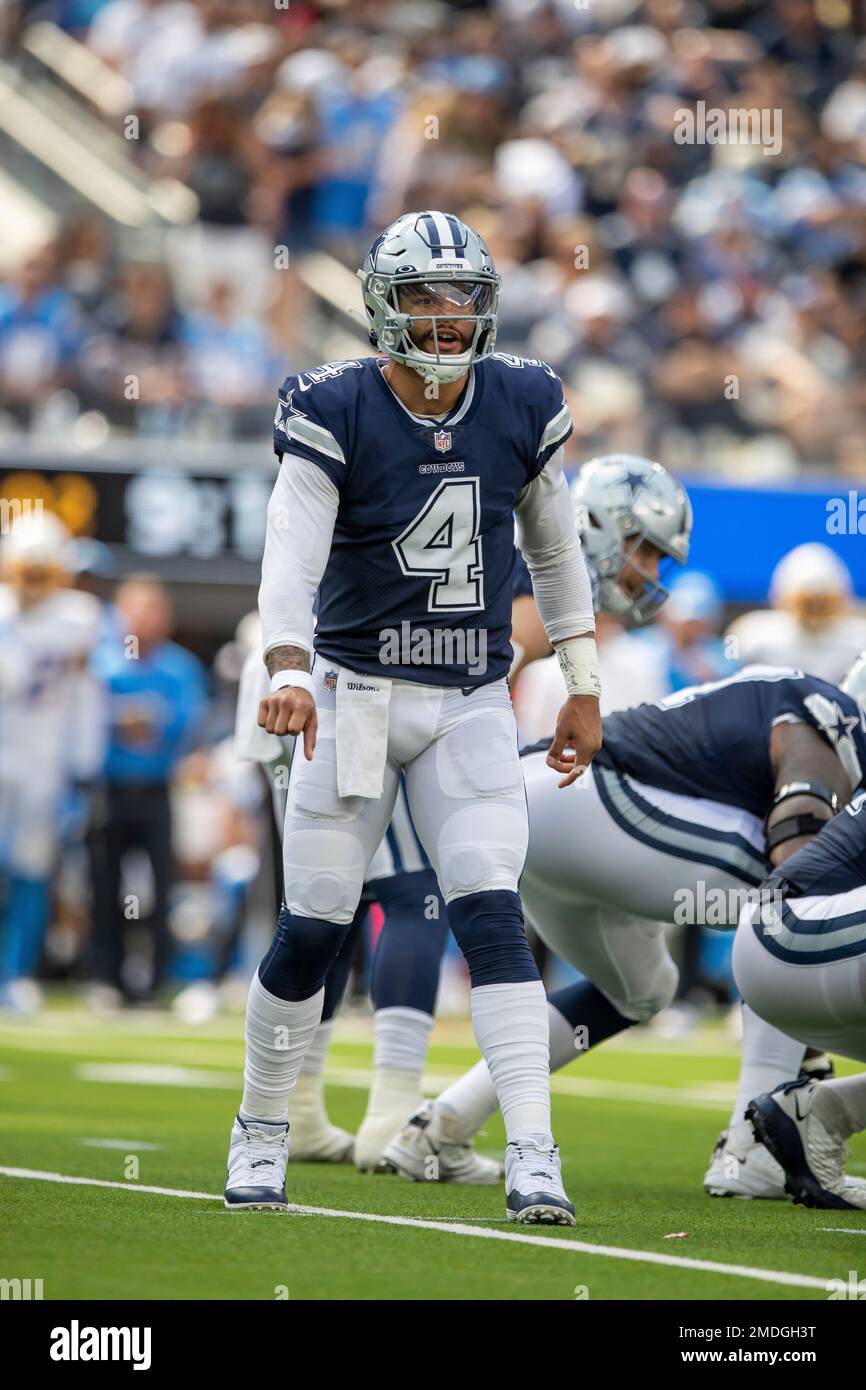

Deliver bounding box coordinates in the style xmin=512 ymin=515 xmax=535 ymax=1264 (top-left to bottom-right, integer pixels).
xmin=777 ymin=790 xmax=866 ymax=898
xmin=593 ymin=666 xmax=866 ymax=817
xmin=273 ymin=353 xmax=572 ymax=687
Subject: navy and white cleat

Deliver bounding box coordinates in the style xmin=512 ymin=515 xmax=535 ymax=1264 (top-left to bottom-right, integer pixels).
xmin=381 ymin=1102 xmax=504 ymax=1184
xmin=504 ymin=1137 xmax=575 ymax=1225
xmin=747 ymin=1078 xmax=866 ymax=1212
xmin=224 ymin=1115 xmax=290 ymax=1211
xmin=702 ymin=1121 xmax=786 ymax=1200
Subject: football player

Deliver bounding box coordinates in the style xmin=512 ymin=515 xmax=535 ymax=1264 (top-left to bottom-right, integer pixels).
xmin=384 ymin=658 xmax=866 ymax=1199
xmin=224 ymin=210 xmax=602 ymax=1224
xmin=0 ymin=512 xmax=104 ymax=1012
xmin=231 ymin=454 xmax=693 ymax=1179
xmin=736 ymin=693 xmax=866 ymax=1210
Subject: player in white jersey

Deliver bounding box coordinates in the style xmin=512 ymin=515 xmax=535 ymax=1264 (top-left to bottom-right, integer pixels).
xmin=224 ymin=211 xmax=602 ymax=1224
xmin=727 ymin=543 xmax=866 ymax=685
xmin=0 ymin=512 xmax=104 ymax=1012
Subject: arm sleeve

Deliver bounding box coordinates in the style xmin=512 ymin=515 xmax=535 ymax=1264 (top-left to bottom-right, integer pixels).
xmin=258 ymin=452 xmax=339 ymax=660
xmin=514 ymin=447 xmax=595 ymax=644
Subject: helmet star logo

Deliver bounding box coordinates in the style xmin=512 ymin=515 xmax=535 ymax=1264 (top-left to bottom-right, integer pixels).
xmin=620 ymin=469 xmax=651 ymax=500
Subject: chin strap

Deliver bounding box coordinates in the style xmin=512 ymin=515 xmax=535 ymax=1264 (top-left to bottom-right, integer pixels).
xmin=764 ymin=781 xmax=839 ymax=854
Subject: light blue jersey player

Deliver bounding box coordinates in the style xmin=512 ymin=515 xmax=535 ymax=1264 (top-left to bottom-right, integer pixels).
xmin=224 ymin=210 xmax=602 ymax=1224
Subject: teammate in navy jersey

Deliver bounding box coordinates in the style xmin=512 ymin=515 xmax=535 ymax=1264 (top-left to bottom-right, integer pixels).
xmin=737 ymin=732 xmax=866 ymax=1209
xmin=224 ymin=210 xmax=602 ymax=1224
xmin=386 ymin=662 xmax=866 ymax=1200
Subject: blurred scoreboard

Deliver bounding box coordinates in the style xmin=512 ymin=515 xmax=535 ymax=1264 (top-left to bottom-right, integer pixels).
xmin=0 ymin=442 xmax=274 ymax=585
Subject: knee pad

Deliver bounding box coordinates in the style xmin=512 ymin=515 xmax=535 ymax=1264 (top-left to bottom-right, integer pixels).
xmin=283 ymin=827 xmax=365 ymax=924
xmin=446 ymin=889 xmax=539 ymax=987
xmin=259 ymin=904 xmax=350 ymax=1001
xmin=437 ymin=806 xmax=527 ymax=899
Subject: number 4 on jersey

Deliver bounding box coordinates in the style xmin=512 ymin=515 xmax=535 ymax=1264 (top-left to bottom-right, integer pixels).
xmin=392 ymin=478 xmax=484 ymax=613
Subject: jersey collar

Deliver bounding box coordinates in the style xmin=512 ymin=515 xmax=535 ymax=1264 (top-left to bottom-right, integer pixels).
xmin=371 ymin=357 xmax=478 ymax=429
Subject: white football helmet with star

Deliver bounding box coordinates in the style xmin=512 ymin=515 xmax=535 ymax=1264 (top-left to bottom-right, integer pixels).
xmin=571 ymin=454 xmax=693 ymax=622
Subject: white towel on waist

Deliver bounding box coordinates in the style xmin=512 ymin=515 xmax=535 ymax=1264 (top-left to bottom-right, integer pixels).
xmin=335 ymin=669 xmax=391 ymax=799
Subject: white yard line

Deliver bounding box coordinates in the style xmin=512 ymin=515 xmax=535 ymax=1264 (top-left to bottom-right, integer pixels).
xmin=0 ymin=1165 xmax=831 ymax=1292
xmin=70 ymin=1061 xmax=736 ymax=1111
xmin=78 ymin=1139 xmax=164 ymax=1152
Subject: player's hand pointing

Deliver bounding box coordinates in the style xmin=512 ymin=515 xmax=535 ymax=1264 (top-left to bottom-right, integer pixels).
xmin=258 ymin=688 xmax=318 ymax=760
xmin=546 ymin=695 xmax=602 ymax=789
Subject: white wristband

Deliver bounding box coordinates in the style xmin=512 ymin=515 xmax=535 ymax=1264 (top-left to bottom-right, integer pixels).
xmin=556 ymin=637 xmax=601 ymax=699
xmin=270 ymin=669 xmax=314 ymax=696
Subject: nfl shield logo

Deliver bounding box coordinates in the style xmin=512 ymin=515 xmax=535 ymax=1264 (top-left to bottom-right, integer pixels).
xmin=434 ymin=430 xmax=452 ymax=453
xmin=324 ymin=670 xmax=338 ymax=691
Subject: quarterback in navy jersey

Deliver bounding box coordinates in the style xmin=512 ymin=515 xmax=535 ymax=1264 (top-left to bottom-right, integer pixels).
xmin=224 ymin=210 xmax=601 ymax=1224
xmin=387 ymin=660 xmax=866 ymax=1202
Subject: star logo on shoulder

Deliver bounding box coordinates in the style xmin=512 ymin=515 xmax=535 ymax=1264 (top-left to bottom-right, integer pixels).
xmin=824 ymin=701 xmax=860 ymax=744
xmin=274 ymin=390 xmax=307 ymax=434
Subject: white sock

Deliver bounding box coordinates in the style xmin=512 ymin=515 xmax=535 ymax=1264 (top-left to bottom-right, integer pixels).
xmin=374 ymin=1006 xmax=433 ymax=1072
xmin=731 ymin=1004 xmax=806 ymax=1125
xmin=811 ymin=1072 xmax=866 ymax=1140
xmin=435 ymin=1000 xmax=576 ymax=1138
xmin=470 ymin=980 xmax=551 ymax=1142
xmin=300 ymin=1017 xmax=335 ymax=1078
xmin=240 ymin=972 xmax=324 ymax=1123
xmin=360 ymin=1007 xmax=433 ymax=1128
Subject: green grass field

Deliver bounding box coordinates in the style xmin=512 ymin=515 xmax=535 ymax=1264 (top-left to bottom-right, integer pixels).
xmin=2 ymin=1002 xmax=865 ymax=1301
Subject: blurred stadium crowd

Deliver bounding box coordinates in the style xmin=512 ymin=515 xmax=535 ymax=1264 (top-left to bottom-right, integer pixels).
xmin=2 ymin=0 xmax=866 ymax=1024
xmin=0 ymin=0 xmax=864 ymax=469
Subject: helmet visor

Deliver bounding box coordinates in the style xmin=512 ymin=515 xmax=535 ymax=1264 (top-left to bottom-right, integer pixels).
xmin=396 ymin=280 xmax=495 ymax=317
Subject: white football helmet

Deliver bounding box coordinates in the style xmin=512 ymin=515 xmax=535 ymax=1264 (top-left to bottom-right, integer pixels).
xmin=571 ymin=454 xmax=692 ymax=622
xmin=358 ymin=211 xmax=500 ymax=385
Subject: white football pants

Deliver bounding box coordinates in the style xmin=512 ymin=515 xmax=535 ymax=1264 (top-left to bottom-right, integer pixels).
xmin=734 ymin=884 xmax=866 ymax=1064
xmin=282 ymin=661 xmax=528 ymax=917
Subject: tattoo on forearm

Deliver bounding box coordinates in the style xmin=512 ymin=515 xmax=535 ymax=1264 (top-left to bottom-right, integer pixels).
xmin=265 ymin=645 xmax=310 ymax=678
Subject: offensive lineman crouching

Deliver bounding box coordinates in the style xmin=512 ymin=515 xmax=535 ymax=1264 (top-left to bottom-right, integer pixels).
xmin=223 ymin=210 xmax=602 ymax=1224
